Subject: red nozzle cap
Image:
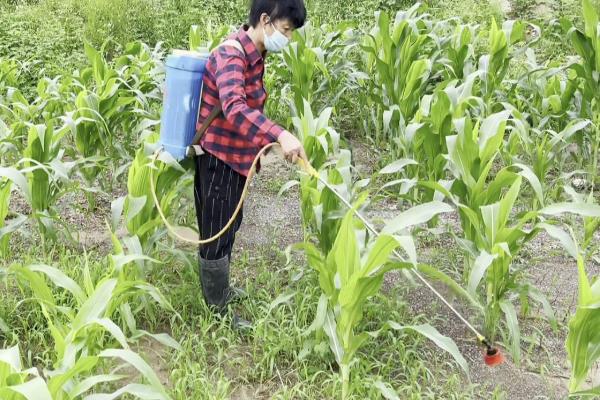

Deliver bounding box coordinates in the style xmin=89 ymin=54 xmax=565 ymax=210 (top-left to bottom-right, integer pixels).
xmin=483 ymin=347 xmax=505 ymax=366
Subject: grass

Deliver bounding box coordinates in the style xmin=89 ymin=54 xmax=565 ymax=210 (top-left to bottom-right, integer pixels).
xmin=1 ymin=225 xmax=491 ymax=398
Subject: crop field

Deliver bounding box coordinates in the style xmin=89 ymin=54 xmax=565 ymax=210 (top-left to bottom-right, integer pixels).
xmin=1 ymin=0 xmax=600 ymax=398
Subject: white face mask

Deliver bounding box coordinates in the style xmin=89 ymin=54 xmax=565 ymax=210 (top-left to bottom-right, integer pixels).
xmin=264 ymin=22 xmax=289 ymax=53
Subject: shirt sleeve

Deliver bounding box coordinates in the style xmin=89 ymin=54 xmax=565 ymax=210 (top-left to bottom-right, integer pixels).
xmin=213 ymin=46 xmax=284 ymax=148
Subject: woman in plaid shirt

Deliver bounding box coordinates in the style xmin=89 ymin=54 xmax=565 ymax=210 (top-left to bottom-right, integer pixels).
xmin=194 ymin=0 xmax=307 ymax=327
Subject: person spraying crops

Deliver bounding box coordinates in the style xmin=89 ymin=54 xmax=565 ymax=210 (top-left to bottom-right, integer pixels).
xmin=193 ymin=0 xmax=308 ymax=326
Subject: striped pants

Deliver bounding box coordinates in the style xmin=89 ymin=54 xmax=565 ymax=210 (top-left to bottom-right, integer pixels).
xmin=194 ymin=153 xmax=246 ymax=260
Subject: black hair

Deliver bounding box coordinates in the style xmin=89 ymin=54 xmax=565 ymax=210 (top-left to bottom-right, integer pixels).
xmin=249 ymin=0 xmax=307 ymax=29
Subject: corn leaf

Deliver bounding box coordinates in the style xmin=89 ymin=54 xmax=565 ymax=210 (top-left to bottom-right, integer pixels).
xmin=4 ymin=377 xmax=52 ymax=400
xmin=382 ymin=201 xmax=454 ymax=234
xmin=99 ymin=349 xmax=169 ymax=399
xmin=387 ymin=322 xmax=469 ymax=375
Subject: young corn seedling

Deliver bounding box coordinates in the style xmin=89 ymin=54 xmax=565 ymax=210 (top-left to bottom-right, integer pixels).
xmin=566 ymin=247 xmax=600 ymax=396
xmin=478 ymin=19 xmax=530 ymax=107
xmin=561 ymin=0 xmax=600 ymax=184
xmin=298 ymin=202 xmax=466 ymax=399
xmin=5 ymin=234 xmax=178 ymax=399
xmin=561 ymin=0 xmax=600 ymax=120
xmin=280 ymin=100 xmax=348 ymax=252
xmin=542 ymin=197 xmax=600 ymax=396
xmin=507 ymin=116 xmax=592 ymax=208
xmin=71 ymin=41 xmax=151 ymax=193
xmin=0 ymin=342 xmax=171 ymax=400
xmin=440 ymin=22 xmax=478 ymax=80
xmin=277 ymin=22 xmax=355 ymax=117
xmin=117 ymin=134 xmax=187 ymax=252
xmin=22 ymin=122 xmax=73 ymax=243
xmin=426 ymin=111 xmax=559 ymax=363
xmin=359 ymin=6 xmax=433 ymax=152
xmin=0 ymin=169 xmax=29 ymax=256
xmin=509 ymin=50 xmax=577 ymax=130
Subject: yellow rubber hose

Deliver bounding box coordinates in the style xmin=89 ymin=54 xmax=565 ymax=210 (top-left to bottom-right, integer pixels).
xmin=149 ymin=143 xmax=317 ymax=245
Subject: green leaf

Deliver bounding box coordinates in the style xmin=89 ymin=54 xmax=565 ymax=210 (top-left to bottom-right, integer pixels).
xmin=479 ymin=111 xmax=511 ymax=165
xmin=540 ymin=203 xmax=600 ymax=217
xmin=132 ymin=331 xmax=181 ymax=351
xmin=268 ymin=291 xmax=297 ymax=313
xmin=69 ymin=374 xmax=127 ymax=398
xmin=111 ymin=196 xmax=126 ymax=232
xmin=83 ymin=383 xmax=169 ymax=400
xmin=379 ymin=159 xmax=418 ymax=174
xmin=27 ymin=264 xmax=86 ymax=305
xmin=499 ymin=300 xmax=521 ymax=364
xmin=71 ymin=279 xmax=118 ymax=332
xmin=0 ymin=317 xmax=9 ymax=333
xmin=48 ymin=356 xmax=99 ymax=396
xmin=468 ymin=250 xmax=497 ymax=296
xmin=0 ymin=346 xmax=21 ymax=371
xmin=331 ymin=211 xmax=360 ymax=286
xmin=582 ymin=0 xmax=599 ymax=43
xmin=305 ymin=294 xmax=328 ymax=336
xmin=126 ymin=196 xmax=148 ymax=223
xmin=6 ymin=377 xmax=52 ymax=400
xmin=537 ymin=223 xmax=577 ymax=259
xmin=374 ymin=381 xmax=400 ymax=400
xmin=512 ymin=163 xmax=544 ymax=207
xmin=362 ymin=235 xmax=399 ymax=276
xmin=387 ymin=322 xmax=469 ymax=375
xmin=323 ymin=310 xmax=344 ymax=365
xmin=382 ymin=201 xmax=454 ymax=234
xmin=98 ymin=349 xmax=169 ymax=398
xmin=278 ymin=180 xmax=299 ymax=197
xmin=0 ymin=167 xmax=30 ymax=204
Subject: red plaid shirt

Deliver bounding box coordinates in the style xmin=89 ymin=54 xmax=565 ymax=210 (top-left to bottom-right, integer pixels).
xmin=196 ymin=26 xmax=284 ymax=176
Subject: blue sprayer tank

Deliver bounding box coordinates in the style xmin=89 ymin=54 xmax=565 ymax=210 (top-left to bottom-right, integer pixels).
xmin=159 ymin=50 xmax=210 ymax=160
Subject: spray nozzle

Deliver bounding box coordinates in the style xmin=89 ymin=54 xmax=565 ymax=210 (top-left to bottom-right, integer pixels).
xmin=479 ymin=337 xmax=505 ymax=367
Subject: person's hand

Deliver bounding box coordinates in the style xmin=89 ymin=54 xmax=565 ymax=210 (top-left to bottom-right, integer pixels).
xmin=277 ymin=131 xmax=308 ymax=164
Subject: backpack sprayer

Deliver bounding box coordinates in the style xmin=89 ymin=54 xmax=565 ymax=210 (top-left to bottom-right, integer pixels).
xmin=153 ymin=47 xmax=504 ymax=367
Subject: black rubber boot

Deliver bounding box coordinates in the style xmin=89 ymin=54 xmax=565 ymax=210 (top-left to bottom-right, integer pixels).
xmin=199 ymin=254 xmax=252 ymax=330
xmin=199 ymin=255 xmax=230 ymax=312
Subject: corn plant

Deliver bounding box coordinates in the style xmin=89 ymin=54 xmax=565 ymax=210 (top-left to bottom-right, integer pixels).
xmin=561 ymin=0 xmax=600 ymax=119
xmin=0 ymin=343 xmax=171 ymax=400
xmin=5 ymin=235 xmax=177 ymax=399
xmin=507 ymin=117 xmax=592 ymax=207
xmin=509 ymin=52 xmax=577 ymax=131
xmin=0 ymin=58 xmax=20 ymax=89
xmin=440 ymin=22 xmax=478 ymax=80
xmin=280 ymin=100 xmax=348 ymax=252
xmin=360 ymin=6 xmax=433 ymax=150
xmin=20 ymin=122 xmax=74 ymax=242
xmin=276 ymin=22 xmax=357 ymax=118
xmin=566 ymin=248 xmax=600 ymax=396
xmin=292 ymin=100 xmax=340 ymax=169
xmin=421 ymin=111 xmax=556 ymax=362
xmin=478 ymin=19 xmax=530 ymax=106
xmin=71 ymin=41 xmax=157 ymax=192
xmin=189 ymin=23 xmax=232 ymax=52
xmin=118 ymin=135 xmax=188 ymax=252
xmin=560 ymin=0 xmax=600 ymax=182
xmin=0 ymin=168 xmax=29 ymax=256
xmin=298 ymin=204 xmax=466 ymax=398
